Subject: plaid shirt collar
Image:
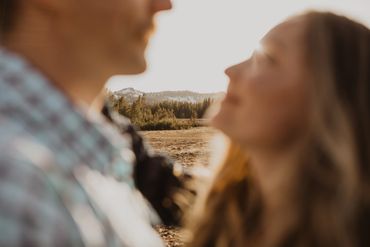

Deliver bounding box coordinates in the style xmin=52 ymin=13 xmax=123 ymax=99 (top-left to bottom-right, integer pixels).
xmin=0 ymin=48 xmax=134 ymax=184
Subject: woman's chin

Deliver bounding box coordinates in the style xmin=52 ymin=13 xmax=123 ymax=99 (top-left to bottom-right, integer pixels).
xmin=210 ymin=112 xmax=229 ymax=132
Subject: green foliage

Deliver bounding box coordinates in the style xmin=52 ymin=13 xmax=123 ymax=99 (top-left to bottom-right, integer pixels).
xmin=107 ymin=94 xmax=212 ymax=131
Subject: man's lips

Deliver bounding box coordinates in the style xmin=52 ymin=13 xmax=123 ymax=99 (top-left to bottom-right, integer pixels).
xmin=136 ymin=22 xmax=155 ymax=43
xmin=223 ymin=92 xmax=240 ymax=105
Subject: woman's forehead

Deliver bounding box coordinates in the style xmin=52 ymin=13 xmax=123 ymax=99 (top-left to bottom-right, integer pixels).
xmin=261 ymin=17 xmax=307 ymax=50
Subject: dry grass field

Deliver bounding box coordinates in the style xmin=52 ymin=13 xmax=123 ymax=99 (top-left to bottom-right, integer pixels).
xmin=141 ymin=127 xmax=217 ymax=247
xmin=141 ymin=127 xmax=216 ymax=168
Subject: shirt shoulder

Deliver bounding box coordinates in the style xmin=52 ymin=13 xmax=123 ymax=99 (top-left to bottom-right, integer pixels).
xmin=0 ymin=151 xmax=84 ymax=247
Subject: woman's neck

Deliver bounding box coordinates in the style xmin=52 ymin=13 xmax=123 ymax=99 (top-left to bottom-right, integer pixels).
xmin=244 ymin=142 xmax=305 ymax=213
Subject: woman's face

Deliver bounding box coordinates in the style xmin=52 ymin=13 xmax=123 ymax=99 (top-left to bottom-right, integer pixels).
xmin=212 ymin=18 xmax=311 ymax=150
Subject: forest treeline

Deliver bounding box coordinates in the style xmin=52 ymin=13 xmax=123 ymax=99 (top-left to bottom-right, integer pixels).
xmin=107 ymin=94 xmax=213 ymax=130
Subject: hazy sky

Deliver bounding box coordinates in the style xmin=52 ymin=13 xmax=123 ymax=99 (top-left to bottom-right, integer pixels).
xmin=106 ymin=0 xmax=370 ymax=93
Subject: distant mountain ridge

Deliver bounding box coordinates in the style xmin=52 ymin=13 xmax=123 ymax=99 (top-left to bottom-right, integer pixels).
xmin=112 ymin=87 xmax=225 ymax=104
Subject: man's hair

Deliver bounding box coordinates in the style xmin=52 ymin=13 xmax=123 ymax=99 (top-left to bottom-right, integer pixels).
xmin=0 ymin=0 xmax=17 ymax=36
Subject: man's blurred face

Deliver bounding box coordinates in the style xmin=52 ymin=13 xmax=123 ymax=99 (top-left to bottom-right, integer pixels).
xmin=58 ymin=0 xmax=172 ymax=75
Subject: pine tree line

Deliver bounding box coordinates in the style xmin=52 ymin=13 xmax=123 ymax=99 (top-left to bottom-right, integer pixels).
xmin=106 ymin=94 xmax=213 ymax=130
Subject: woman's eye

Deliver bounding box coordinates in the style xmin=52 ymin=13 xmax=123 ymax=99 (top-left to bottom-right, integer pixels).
xmin=252 ymin=52 xmax=267 ymax=64
xmin=264 ymin=53 xmax=276 ymax=64
xmin=256 ymin=51 xmax=276 ymax=65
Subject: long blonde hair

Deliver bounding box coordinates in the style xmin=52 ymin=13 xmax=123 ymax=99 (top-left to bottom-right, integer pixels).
xmin=186 ymin=11 xmax=370 ymax=247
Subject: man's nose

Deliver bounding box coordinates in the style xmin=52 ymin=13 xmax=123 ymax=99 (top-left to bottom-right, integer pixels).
xmin=225 ymin=65 xmax=238 ymax=79
xmin=151 ymin=0 xmax=173 ymax=13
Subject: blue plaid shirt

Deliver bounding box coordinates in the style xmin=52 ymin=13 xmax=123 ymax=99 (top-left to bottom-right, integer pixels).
xmin=0 ymin=48 xmax=164 ymax=247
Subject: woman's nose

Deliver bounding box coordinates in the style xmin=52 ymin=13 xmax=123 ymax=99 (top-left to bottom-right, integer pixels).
xmin=225 ymin=60 xmax=249 ymax=80
xmin=152 ymin=0 xmax=173 ymax=13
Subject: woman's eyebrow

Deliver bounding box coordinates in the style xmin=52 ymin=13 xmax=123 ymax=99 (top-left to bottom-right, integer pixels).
xmin=261 ymin=36 xmax=287 ymax=51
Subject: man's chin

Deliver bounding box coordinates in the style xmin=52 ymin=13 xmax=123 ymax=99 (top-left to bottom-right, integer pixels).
xmin=119 ymin=57 xmax=147 ymax=75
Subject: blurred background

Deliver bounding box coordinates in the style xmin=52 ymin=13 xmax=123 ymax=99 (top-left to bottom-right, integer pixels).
xmin=106 ymin=0 xmax=370 ymax=94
